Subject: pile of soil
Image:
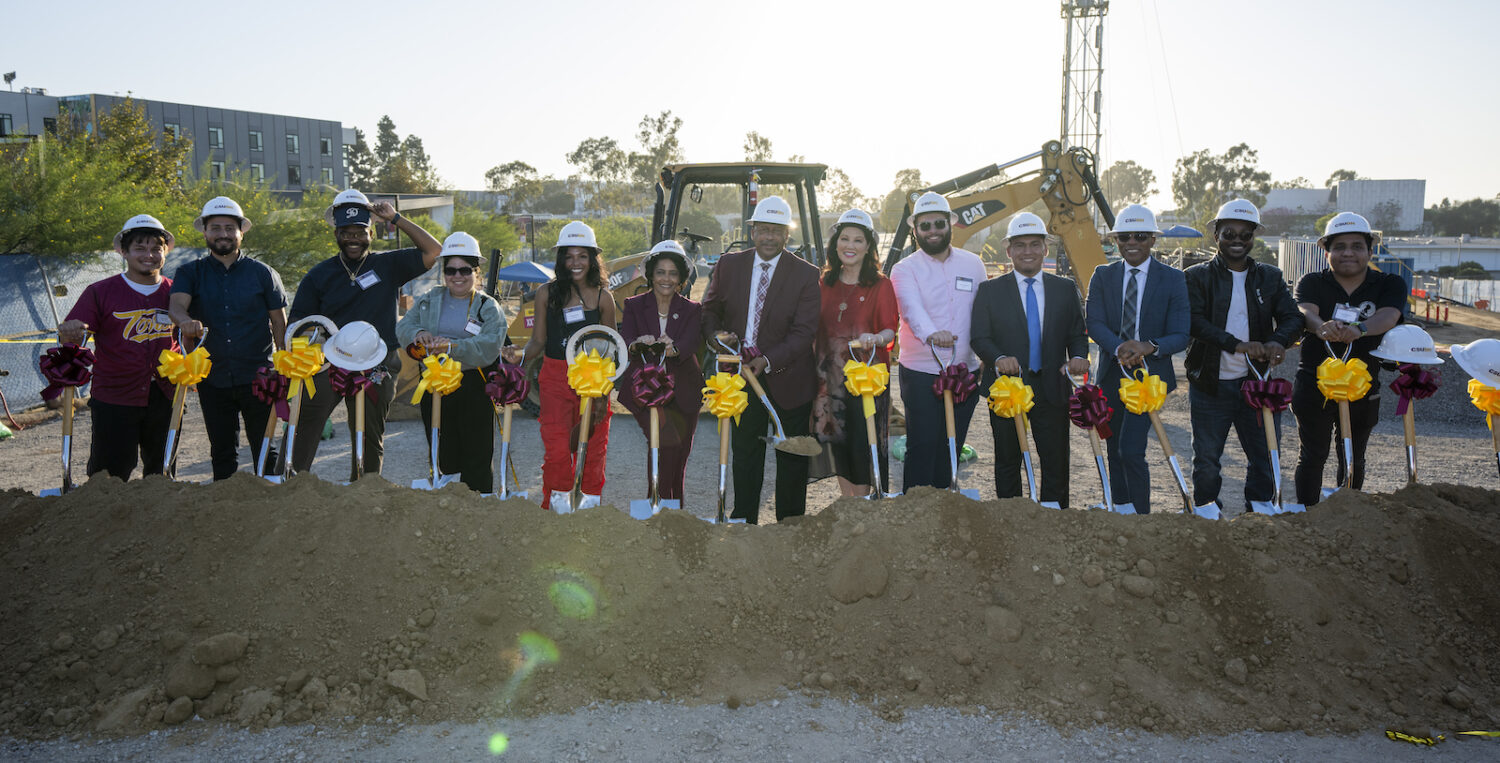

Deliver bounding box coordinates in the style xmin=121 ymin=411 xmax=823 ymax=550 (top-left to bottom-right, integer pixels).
xmin=1 ymin=476 xmax=1497 ymax=739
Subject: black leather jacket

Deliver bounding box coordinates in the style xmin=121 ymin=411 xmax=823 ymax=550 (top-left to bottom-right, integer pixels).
xmin=1184 ymin=256 xmax=1302 ymax=394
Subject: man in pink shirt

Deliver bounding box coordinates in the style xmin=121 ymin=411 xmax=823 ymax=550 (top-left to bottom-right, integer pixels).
xmin=57 ymin=214 xmax=180 ymax=480
xmin=890 ymin=192 xmax=987 ymax=490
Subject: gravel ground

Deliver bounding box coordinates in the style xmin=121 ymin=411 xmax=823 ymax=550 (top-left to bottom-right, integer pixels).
xmin=4 ymin=695 xmax=1495 ymax=762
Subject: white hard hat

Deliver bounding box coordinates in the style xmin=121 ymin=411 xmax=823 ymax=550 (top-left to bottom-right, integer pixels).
xmin=1369 ymin=325 xmax=1439 ymax=365
xmin=113 ymin=214 xmax=175 ymax=252
xmin=323 ymin=320 xmax=389 ymax=372
xmin=1318 ymin=211 xmax=1375 ymax=249
xmin=906 ymin=192 xmax=955 ymax=227
xmin=1451 ymin=338 xmax=1500 ymax=389
xmin=193 ymin=196 xmax=252 ymax=233
xmin=553 ymin=220 xmax=600 ymax=252
xmin=1110 ymin=204 xmax=1163 ymax=235
xmin=648 ymin=239 xmax=686 ymax=256
xmin=1212 ymin=198 xmax=1263 ymax=230
xmin=749 ymin=196 xmax=794 ymax=226
xmin=441 ymin=231 xmax=484 ymax=261
xmin=1005 ymin=212 xmax=1048 ymax=241
xmin=835 ymin=208 xmax=875 ymax=233
xmin=324 ymin=189 xmax=373 ymax=227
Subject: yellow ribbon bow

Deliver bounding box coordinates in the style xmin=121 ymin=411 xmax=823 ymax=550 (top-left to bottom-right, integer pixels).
xmin=987 ymin=375 xmax=1036 ymax=418
xmin=842 ymin=359 xmax=889 ymax=419
xmin=156 ymin=345 xmax=212 ymax=386
xmin=410 ymin=353 xmax=464 ymax=404
xmin=1118 ymin=368 xmax=1168 ymax=414
xmin=1316 ymin=356 xmax=1372 ymax=403
xmin=272 ymin=336 xmax=325 ymax=400
xmin=566 ymin=349 xmax=616 ymax=415
xmin=1468 ymin=379 xmax=1500 ymax=430
xmin=702 ymin=371 xmax=749 ymax=423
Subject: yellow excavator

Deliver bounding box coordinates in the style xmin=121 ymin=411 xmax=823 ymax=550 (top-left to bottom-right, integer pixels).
xmin=883 ymin=140 xmax=1115 ymax=295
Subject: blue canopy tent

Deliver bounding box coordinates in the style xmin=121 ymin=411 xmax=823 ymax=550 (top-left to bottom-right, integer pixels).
xmin=1160 ymin=224 xmax=1204 ymax=238
xmin=492 ymin=261 xmax=555 ymax=283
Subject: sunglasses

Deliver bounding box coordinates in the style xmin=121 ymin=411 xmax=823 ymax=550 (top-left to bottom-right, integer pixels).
xmin=1217 ymin=229 xmax=1255 ymax=243
xmin=1115 ymin=232 xmax=1155 ymax=243
xmin=444 ymin=266 xmax=474 ymax=276
xmin=917 ymin=219 xmax=949 ymax=232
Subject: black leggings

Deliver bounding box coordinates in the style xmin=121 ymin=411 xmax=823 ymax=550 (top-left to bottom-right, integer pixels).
xmin=1291 ymin=372 xmax=1379 ymax=505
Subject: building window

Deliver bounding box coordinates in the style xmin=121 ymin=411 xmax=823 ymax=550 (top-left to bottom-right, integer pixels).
xmin=164 ymin=122 xmax=181 ymax=139
xmin=211 ymin=161 xmax=225 ymax=180
xmin=248 ymin=130 xmax=263 ymax=152
xmin=0 ymin=114 xmax=12 ymax=136
xmin=321 ymin=167 xmax=334 ymax=184
xmin=287 ymin=166 xmax=301 ymax=185
xmin=208 ymin=126 xmax=223 ymax=149
xmin=286 ymin=134 xmax=299 ymax=154
xmin=250 ymin=163 xmax=265 ymax=182
xmin=320 ymin=137 xmax=333 ymax=156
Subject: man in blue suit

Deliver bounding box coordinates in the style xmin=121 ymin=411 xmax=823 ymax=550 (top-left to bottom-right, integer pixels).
xmin=1085 ymin=204 xmax=1191 ymax=514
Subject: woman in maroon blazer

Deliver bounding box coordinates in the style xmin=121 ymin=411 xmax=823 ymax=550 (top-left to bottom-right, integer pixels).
xmin=619 ymin=240 xmax=704 ymax=502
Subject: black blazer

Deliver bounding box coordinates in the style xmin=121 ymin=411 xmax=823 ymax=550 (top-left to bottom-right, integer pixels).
xmin=971 ymin=271 xmax=1089 ymax=405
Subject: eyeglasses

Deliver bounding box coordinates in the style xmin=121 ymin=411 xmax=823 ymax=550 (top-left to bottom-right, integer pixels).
xmin=1217 ymin=229 xmax=1255 ymax=243
xmin=444 ymin=266 xmax=474 ymax=276
xmin=1115 ymin=232 xmax=1155 ymax=243
xmin=917 ymin=219 xmax=949 ymax=232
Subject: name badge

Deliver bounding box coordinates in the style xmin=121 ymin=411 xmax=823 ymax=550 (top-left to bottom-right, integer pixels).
xmin=563 ymin=305 xmax=586 ymax=324
xmin=356 ymin=271 xmax=381 ymax=290
xmin=465 ymin=320 xmax=482 ymax=336
xmin=955 ymin=276 xmax=975 ymax=293
xmin=1332 ymin=304 xmax=1360 ymax=323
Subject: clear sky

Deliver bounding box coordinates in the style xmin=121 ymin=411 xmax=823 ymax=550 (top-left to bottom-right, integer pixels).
xmin=6 ymin=0 xmax=1496 ymax=210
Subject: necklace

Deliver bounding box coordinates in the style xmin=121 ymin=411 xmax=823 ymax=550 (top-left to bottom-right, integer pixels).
xmin=339 ymin=255 xmax=366 ymax=283
xmin=834 ymin=281 xmax=864 ymax=323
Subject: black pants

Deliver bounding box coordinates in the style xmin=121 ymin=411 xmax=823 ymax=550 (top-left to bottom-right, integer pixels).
xmin=731 ymin=392 xmax=812 ymax=523
xmin=898 ymin=365 xmax=980 ymax=491
xmin=419 ymin=368 xmax=495 ymax=493
xmin=990 ymin=395 xmax=1071 ymax=506
xmin=292 ymin=350 xmax=399 ymax=480
xmin=1292 ymin=371 xmax=1379 ymax=505
xmin=197 ymin=382 xmax=279 ymax=480
xmin=87 ymin=384 xmax=171 ymax=481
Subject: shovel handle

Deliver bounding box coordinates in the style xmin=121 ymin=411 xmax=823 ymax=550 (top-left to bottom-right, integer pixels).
xmin=943 ymin=391 xmax=956 ymax=438
xmin=1261 ymin=408 xmax=1277 ymax=452
xmin=168 ymin=384 xmax=188 ymax=431
xmin=719 ymin=417 xmax=731 ymax=466
xmin=865 ymin=410 xmax=878 ymax=449
xmin=1148 ymin=411 xmax=1174 ymax=458
xmin=1013 ymin=413 xmax=1030 ymax=456
xmin=61 ymin=386 xmax=75 ymax=436
xmin=650 ymin=406 xmax=660 ymax=448
xmin=501 ymin=403 xmax=514 ymax=445
xmin=1086 ymin=428 xmax=1105 ymax=459
xmin=1337 ymin=400 xmax=1352 ymax=444
xmin=1402 ymin=407 xmax=1416 ymax=448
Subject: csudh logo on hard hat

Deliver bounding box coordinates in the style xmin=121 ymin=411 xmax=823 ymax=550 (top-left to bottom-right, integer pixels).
xmin=566 ymin=232 xmax=586 ymax=239
xmin=762 ymin=207 xmax=786 ymax=217
xmin=1335 ymin=220 xmax=1358 ymax=229
xmin=1124 ymin=216 xmax=1145 ymax=223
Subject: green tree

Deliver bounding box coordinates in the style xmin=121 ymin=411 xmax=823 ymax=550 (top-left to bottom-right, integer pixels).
xmin=368 ymin=116 xmax=441 ymax=193
xmin=372 ymin=116 xmax=401 ymax=175
xmin=566 ymin=137 xmax=627 ymax=183
xmin=675 ymin=207 xmax=723 ymax=242
xmin=449 ymin=204 xmax=521 ymax=262
xmin=629 ymin=110 xmax=684 ymax=185
xmin=819 ymin=167 xmax=875 ymax=219
xmin=743 ymin=131 xmax=773 ymax=163
xmin=343 ymin=127 xmax=376 ymax=190
xmin=1369 ymin=200 xmax=1404 ymax=233
xmin=1325 ymin=169 xmax=1360 ymax=187
xmin=1100 ymin=159 xmax=1157 ymax=209
xmin=1172 ymin=143 xmax=1271 ymax=231
xmin=485 ymin=160 xmax=545 ymax=213
xmin=1426 ymin=197 xmax=1500 ymax=237
xmin=879 ymin=168 xmax=926 ymax=232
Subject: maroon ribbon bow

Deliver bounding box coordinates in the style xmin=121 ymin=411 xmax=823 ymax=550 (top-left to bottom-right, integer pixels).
xmin=1241 ymin=377 xmax=1293 ymax=416
xmin=251 ymin=366 xmax=292 ymax=421
xmin=741 ymin=345 xmax=764 ymax=364
xmin=330 ymin=367 xmax=378 ymax=404
xmin=931 ymin=364 xmax=978 ymax=404
xmin=1389 ymin=363 xmax=1440 ymax=416
xmin=38 ymin=344 xmax=95 ymax=401
xmin=486 ymin=363 xmax=529 ymax=407
xmin=631 ymin=363 xmax=675 ymax=408
xmin=1067 ymin=384 xmax=1114 ymax=438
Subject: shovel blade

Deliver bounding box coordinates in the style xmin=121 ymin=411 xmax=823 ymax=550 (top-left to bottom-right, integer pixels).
xmin=1249 ymin=501 xmax=1280 ymax=515
xmin=40 ymin=488 xmax=63 ymax=497
xmin=628 ymin=500 xmax=656 ymax=520
xmin=1192 ymin=502 xmax=1222 ymax=520
xmin=956 ymin=488 xmax=980 ymax=500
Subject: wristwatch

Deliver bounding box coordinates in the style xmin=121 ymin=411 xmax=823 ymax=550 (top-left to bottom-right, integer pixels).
xmin=1353 ymin=321 xmax=1367 ymax=337
xmin=1147 ymin=340 xmax=1160 ymax=356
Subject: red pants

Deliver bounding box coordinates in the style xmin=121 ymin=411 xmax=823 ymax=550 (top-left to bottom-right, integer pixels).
xmin=539 ymin=357 xmax=612 ymax=508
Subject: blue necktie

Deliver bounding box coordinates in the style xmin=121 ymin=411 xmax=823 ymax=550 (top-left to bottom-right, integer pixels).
xmin=1025 ymin=277 xmax=1042 ymax=373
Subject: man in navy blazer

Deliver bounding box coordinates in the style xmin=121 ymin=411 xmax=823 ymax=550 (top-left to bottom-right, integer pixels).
xmin=1085 ymin=204 xmax=1191 ymax=514
xmin=702 ymin=196 xmax=821 ymax=522
xmin=971 ymin=213 xmax=1090 ymax=507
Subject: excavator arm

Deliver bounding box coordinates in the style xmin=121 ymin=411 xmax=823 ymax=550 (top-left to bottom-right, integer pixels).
xmin=884 ymin=141 xmax=1115 ymax=295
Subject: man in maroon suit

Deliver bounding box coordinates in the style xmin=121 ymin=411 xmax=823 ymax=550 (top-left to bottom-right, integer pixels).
xmin=703 ymin=196 xmax=821 ymax=522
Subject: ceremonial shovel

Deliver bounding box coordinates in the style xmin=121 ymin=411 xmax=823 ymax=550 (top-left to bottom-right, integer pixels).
xmin=709 ymin=343 xmax=747 ymax=524
xmin=630 ymin=344 xmax=679 ymax=519
xmin=930 ymin=342 xmax=979 ymax=500
xmin=40 ymin=386 xmax=78 ymax=497
xmin=412 ymin=387 xmax=460 ymax=490
xmin=555 ymin=326 xmax=629 ymax=513
xmin=487 ymin=360 xmax=528 ymax=500
xmin=162 ymin=328 xmax=207 ymax=481
xmin=269 ymin=321 xmax=333 ymax=485
xmin=1245 ymin=359 xmax=1289 ymax=514
xmin=849 ymin=340 xmax=899 ymax=499
xmin=1064 ymin=369 xmax=1113 ymax=512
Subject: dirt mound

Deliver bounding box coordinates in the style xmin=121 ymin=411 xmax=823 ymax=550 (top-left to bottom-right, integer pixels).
xmin=2 ymin=476 xmax=1498 ymax=739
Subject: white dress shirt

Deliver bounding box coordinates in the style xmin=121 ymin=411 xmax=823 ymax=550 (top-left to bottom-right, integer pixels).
xmin=744 ymin=251 xmax=782 ymax=347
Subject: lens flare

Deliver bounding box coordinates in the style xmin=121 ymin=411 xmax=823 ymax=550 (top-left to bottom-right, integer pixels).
xmin=488 ymin=732 xmax=509 ymax=755
xmin=547 ymin=580 xmax=597 ymax=619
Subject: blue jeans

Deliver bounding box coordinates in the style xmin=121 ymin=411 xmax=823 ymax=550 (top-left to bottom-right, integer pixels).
xmin=1189 ymin=378 xmax=1278 ymax=510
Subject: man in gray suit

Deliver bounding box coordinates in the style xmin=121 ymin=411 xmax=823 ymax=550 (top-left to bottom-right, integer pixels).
xmin=1085 ymin=204 xmax=1191 ymax=514
xmin=972 ymin=213 xmax=1090 ymax=507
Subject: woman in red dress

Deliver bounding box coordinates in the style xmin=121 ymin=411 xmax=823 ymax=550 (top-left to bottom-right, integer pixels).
xmin=813 ymin=209 xmax=900 ymax=497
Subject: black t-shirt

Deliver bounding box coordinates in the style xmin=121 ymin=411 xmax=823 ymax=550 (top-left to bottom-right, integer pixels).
xmin=171 ymin=255 xmax=288 ymax=387
xmin=289 ymin=248 xmax=428 ymax=348
xmin=1295 ymin=268 xmax=1408 ymax=382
